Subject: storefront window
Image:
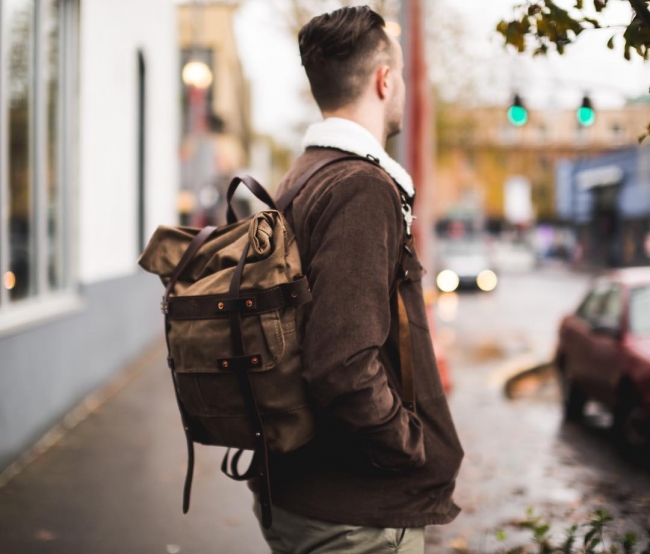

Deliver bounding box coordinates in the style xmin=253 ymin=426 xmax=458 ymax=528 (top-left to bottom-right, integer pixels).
xmin=7 ymin=0 xmax=34 ymax=301
xmin=1 ymin=0 xmax=76 ymax=312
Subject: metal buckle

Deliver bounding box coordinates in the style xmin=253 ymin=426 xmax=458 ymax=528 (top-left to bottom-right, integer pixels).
xmin=160 ymin=300 xmax=169 ymax=314
xmin=401 ymin=202 xmax=417 ymax=236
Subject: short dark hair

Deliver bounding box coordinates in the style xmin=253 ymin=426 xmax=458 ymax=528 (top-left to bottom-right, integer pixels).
xmin=298 ymin=5 xmax=393 ymax=111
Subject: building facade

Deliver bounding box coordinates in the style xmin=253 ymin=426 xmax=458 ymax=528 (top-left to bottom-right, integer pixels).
xmin=435 ymin=101 xmax=650 ymax=227
xmin=556 ymin=146 xmax=650 ymax=269
xmin=0 ymin=0 xmax=178 ymax=470
xmin=177 ymin=1 xmax=255 ymax=226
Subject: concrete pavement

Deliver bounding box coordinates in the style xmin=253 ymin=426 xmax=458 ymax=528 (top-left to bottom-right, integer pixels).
xmin=0 ymin=338 xmax=269 ymax=554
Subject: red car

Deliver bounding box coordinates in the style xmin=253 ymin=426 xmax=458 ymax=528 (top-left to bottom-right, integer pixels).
xmin=555 ymin=267 xmax=650 ymax=460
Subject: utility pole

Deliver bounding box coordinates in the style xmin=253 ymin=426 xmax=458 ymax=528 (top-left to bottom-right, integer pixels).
xmin=396 ymin=0 xmax=452 ymax=390
xmin=397 ymin=0 xmax=435 ymax=292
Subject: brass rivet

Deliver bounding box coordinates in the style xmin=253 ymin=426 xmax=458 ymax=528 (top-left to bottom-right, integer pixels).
xmin=222 ymin=360 xmax=229 ymax=368
xmin=217 ymin=301 xmax=224 ymax=310
xmin=246 ymin=299 xmax=253 ymax=308
xmin=290 ymin=292 xmax=298 ymax=298
xmin=251 ymin=357 xmax=259 ymax=365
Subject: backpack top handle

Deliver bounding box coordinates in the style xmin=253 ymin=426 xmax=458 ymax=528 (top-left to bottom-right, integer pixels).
xmin=226 ymin=175 xmax=278 ymax=225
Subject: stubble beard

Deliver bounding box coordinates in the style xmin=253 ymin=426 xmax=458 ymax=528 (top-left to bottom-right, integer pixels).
xmin=385 ymin=114 xmax=403 ymax=141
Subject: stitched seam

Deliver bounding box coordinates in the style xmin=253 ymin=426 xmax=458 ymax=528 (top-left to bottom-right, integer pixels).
xmin=188 ymin=404 xmax=313 ymax=418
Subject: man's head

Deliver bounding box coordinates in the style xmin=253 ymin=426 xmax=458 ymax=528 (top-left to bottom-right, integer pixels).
xmin=298 ymin=5 xmax=405 ymax=142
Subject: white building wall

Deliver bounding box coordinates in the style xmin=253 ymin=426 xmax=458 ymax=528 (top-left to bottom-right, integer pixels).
xmin=78 ymin=0 xmax=179 ymax=284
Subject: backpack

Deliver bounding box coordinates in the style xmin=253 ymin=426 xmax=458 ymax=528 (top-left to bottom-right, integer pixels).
xmin=137 ymin=150 xmax=416 ymax=529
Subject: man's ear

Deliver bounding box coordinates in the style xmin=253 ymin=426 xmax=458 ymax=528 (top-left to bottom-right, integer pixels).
xmin=376 ymin=65 xmax=391 ymax=100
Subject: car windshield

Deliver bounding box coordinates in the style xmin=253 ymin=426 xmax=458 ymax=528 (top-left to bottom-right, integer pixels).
xmin=629 ymin=285 xmax=650 ymax=336
xmin=442 ymin=240 xmax=487 ymax=257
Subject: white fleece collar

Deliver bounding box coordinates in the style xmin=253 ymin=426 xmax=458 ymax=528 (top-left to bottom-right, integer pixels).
xmin=301 ymin=117 xmax=415 ymax=198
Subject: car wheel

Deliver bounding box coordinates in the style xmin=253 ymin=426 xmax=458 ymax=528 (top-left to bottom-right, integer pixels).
xmin=560 ymin=365 xmax=586 ymax=422
xmin=614 ymin=384 xmax=650 ymax=463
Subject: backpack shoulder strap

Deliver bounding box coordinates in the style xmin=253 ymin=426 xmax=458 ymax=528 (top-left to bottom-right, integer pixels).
xmin=275 ymin=150 xmax=380 ymax=212
xmin=277 ymin=149 xmax=418 ymax=414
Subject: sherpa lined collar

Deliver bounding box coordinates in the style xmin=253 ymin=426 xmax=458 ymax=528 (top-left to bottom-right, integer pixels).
xmin=301 ymin=116 xmax=415 ymax=198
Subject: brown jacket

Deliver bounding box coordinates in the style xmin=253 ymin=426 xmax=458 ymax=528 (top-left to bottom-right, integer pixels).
xmin=247 ymin=146 xmax=464 ymax=527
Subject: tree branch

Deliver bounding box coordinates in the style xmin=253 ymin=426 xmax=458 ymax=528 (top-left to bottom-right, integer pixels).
xmin=628 ymin=0 xmax=650 ymax=29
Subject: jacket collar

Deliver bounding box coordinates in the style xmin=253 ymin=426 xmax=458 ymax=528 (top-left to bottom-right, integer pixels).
xmin=301 ymin=116 xmax=415 ymax=199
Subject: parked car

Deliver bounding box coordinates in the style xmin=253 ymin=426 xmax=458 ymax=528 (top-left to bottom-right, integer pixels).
xmin=555 ymin=267 xmax=650 ymax=460
xmin=435 ymin=238 xmax=498 ymax=293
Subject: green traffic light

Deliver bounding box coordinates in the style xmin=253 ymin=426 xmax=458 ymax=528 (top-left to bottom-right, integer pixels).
xmin=577 ymin=95 xmax=595 ymax=127
xmin=576 ymin=106 xmax=595 ymax=126
xmin=508 ymin=105 xmax=528 ymax=126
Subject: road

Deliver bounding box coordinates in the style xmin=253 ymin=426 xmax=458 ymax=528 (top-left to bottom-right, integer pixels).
xmin=2 ymin=265 xmax=650 ymax=553
xmin=428 ymin=266 xmax=650 ymax=553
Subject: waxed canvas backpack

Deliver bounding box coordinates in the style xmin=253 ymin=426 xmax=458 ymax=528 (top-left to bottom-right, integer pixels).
xmin=137 ymin=151 xmax=405 ymax=529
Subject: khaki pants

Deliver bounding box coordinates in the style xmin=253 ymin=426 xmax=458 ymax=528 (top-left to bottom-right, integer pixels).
xmin=252 ymin=493 xmax=425 ymax=553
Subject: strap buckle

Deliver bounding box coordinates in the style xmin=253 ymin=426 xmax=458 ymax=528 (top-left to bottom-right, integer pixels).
xmin=160 ymin=299 xmax=169 ymax=314
xmin=401 ymin=202 xmax=417 ymax=236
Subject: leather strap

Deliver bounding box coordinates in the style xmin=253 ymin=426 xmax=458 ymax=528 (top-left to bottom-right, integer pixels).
xmin=163 ymin=226 xmax=217 ymax=302
xmin=275 ymin=150 xmax=381 ymax=212
xmin=161 ymin=227 xmax=218 ymax=516
xmin=166 ymin=277 xmax=312 ymax=319
xmin=163 ymin=317 xmax=196 ymax=514
xmin=277 ymin=150 xmax=417 ymax=413
xmin=390 ymin=234 xmax=416 ymax=413
xmin=220 ymin=241 xmax=274 ymax=529
xmin=221 ymin=447 xmax=258 ymax=481
xmin=397 ymin=288 xmax=415 ymax=410
xmin=226 ymin=175 xmax=278 ymax=225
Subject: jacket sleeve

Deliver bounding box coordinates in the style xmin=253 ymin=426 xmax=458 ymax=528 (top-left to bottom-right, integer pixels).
xmin=301 ymin=174 xmax=426 ymax=473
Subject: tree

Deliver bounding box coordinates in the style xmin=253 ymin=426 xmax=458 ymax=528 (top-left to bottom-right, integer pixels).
xmin=496 ymin=0 xmax=650 ymax=142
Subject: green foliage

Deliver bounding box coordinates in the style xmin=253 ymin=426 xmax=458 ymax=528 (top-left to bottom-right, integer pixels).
xmin=494 ymin=508 xmax=650 ymax=553
xmin=496 ymin=0 xmax=650 ymax=59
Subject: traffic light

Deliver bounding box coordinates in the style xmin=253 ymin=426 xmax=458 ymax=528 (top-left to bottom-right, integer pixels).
xmin=576 ymin=95 xmax=595 ymax=127
xmin=507 ymin=94 xmax=528 ymax=127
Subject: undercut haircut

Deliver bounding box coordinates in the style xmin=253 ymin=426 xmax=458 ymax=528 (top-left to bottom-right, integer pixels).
xmin=298 ymin=5 xmax=393 ymax=112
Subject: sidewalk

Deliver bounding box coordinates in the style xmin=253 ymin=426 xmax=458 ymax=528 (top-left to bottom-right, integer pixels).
xmin=0 ymin=338 xmax=269 ymax=554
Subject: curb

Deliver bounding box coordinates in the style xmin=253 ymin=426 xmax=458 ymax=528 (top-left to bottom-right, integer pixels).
xmin=503 ymin=360 xmax=556 ymax=399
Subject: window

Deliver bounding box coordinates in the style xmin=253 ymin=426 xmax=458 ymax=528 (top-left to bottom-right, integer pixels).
xmin=629 ymin=286 xmax=650 ymax=336
xmin=600 ymin=284 xmax=623 ymax=323
xmin=0 ymin=0 xmax=78 ymax=322
xmin=576 ymin=283 xmax=610 ymax=323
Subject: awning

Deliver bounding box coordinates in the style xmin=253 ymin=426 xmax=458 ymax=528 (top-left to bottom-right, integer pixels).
xmin=576 ymin=165 xmax=624 ymax=190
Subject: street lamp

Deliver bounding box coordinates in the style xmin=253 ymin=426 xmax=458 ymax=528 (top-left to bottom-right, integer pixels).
xmin=182 ymin=60 xmax=213 ymax=89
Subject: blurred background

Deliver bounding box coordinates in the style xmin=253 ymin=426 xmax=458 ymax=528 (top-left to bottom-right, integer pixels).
xmin=1 ymin=0 xmax=650 ymax=552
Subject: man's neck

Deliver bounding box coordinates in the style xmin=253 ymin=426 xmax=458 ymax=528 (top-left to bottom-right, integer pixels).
xmin=320 ymin=110 xmax=386 ymax=148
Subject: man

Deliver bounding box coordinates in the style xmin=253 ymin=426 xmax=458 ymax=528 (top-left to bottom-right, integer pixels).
xmin=249 ymin=5 xmax=464 ymax=553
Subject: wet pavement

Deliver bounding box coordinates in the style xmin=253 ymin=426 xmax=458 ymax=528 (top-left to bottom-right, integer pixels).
xmin=2 ymin=266 xmax=650 ymax=553
xmin=428 ymin=267 xmax=650 ymax=553
xmin=0 ymin=342 xmax=269 ymax=554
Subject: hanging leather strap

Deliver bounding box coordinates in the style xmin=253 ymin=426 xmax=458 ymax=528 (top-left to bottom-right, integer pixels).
xmin=161 ymin=226 xmax=218 ymax=515
xmin=219 ymin=241 xmax=274 ymax=529
xmin=221 ymin=447 xmax=258 ymax=480
xmin=396 ymin=288 xmax=415 ymax=411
